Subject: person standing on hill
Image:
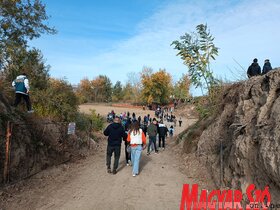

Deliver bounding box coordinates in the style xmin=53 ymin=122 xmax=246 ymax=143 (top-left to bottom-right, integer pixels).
xmin=12 ymin=73 xmax=34 ymax=113
xmin=147 ymin=119 xmax=158 ymax=155
xmin=103 ymin=116 xmax=126 ymax=175
xmin=127 ymin=121 xmax=146 ymax=177
xmin=247 ymin=58 xmax=261 ymax=78
xmin=262 ymin=59 xmax=273 ymax=75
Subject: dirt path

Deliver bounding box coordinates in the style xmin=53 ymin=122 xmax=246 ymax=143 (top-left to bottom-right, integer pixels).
xmin=79 ymin=103 xmax=190 ymax=135
xmin=0 ymin=104 xmax=214 ymax=210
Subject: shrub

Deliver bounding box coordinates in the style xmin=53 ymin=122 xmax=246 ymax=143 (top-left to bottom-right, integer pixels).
xmin=88 ymin=109 xmax=104 ymax=132
xmin=75 ymin=112 xmax=92 ymax=132
xmin=32 ymin=79 xmax=79 ymax=121
xmin=75 ymin=110 xmax=104 ymax=132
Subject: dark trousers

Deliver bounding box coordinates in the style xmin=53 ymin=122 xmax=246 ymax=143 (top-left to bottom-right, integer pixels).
xmin=148 ymin=136 xmax=158 ymax=153
xmin=14 ymin=93 xmax=32 ymax=111
xmin=159 ymin=135 xmax=166 ymax=148
xmin=106 ymin=145 xmax=121 ymax=170
xmin=124 ymin=142 xmax=131 ymax=163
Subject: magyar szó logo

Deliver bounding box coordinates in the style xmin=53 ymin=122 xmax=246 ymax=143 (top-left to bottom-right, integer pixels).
xmin=180 ymin=184 xmax=272 ymax=210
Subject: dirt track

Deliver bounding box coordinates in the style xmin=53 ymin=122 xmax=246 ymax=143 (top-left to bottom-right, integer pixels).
xmin=0 ymin=104 xmax=214 ymax=210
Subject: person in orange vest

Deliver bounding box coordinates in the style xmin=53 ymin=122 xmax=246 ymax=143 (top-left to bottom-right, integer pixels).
xmin=127 ymin=121 xmax=146 ymax=177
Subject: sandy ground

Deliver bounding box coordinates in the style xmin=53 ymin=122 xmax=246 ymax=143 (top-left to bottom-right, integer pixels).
xmin=0 ymin=104 xmax=214 ymax=210
xmin=79 ymin=103 xmax=155 ymax=118
xmin=79 ymin=103 xmax=189 ymax=134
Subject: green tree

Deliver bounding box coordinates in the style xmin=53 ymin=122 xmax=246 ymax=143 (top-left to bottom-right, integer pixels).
xmin=99 ymin=75 xmax=112 ymax=102
xmin=0 ymin=0 xmax=56 ymax=69
xmin=173 ymin=74 xmax=191 ymax=101
xmin=3 ymin=48 xmax=50 ymax=90
xmin=91 ymin=75 xmax=112 ymax=102
xmin=112 ymin=81 xmax=123 ymax=102
xmin=171 ymin=24 xmax=218 ymax=93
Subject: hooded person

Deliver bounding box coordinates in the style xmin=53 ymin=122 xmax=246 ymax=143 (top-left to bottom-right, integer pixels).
xmin=262 ymin=59 xmax=273 ymax=75
xmin=247 ymin=58 xmax=261 ymax=78
xmin=103 ymin=116 xmax=126 ymax=174
xmin=12 ymin=73 xmax=34 ymax=113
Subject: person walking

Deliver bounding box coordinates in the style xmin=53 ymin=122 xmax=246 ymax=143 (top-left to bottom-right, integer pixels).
xmin=147 ymin=119 xmax=158 ymax=155
xmin=158 ymin=121 xmax=168 ymax=150
xmin=12 ymin=73 xmax=34 ymax=113
xmin=262 ymin=59 xmax=272 ymax=75
xmin=179 ymin=118 xmax=183 ymax=127
xmin=138 ymin=115 xmax=141 ymax=124
xmin=141 ymin=122 xmax=148 ymax=136
xmin=173 ymin=117 xmax=177 ymax=127
xmin=247 ymin=58 xmax=261 ymax=78
xmin=127 ymin=121 xmax=146 ymax=177
xmin=169 ymin=125 xmax=174 ymax=138
xmin=103 ymin=116 xmax=126 ymax=174
xmin=124 ymin=118 xmax=132 ymax=166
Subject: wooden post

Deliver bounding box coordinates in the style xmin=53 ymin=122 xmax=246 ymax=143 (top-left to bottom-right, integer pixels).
xmin=4 ymin=121 xmax=12 ymax=183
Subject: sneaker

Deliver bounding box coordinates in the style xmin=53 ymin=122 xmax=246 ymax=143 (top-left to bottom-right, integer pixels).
xmin=128 ymin=160 xmax=132 ymax=166
xmin=112 ymin=170 xmax=117 ymax=175
xmin=107 ymin=168 xmax=112 ymax=173
xmin=27 ymin=110 xmax=34 ymax=113
xmin=132 ymin=174 xmax=136 ymax=177
xmin=155 ymin=151 xmax=159 ymax=154
xmin=162 ymin=148 xmax=165 ymax=151
xmin=126 ymin=163 xmax=129 ymax=166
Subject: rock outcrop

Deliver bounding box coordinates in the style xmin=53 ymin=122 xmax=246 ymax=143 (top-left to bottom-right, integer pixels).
xmin=192 ymin=68 xmax=280 ymax=201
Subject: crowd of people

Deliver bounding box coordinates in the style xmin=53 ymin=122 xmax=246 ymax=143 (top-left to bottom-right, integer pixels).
xmin=103 ymin=108 xmax=179 ymax=177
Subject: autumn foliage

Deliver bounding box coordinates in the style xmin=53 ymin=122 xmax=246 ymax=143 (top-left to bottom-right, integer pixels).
xmin=141 ymin=69 xmax=172 ymax=105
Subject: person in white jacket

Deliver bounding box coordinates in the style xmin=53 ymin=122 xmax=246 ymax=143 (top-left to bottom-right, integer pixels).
xmin=127 ymin=121 xmax=146 ymax=177
xmin=12 ymin=73 xmax=33 ymax=113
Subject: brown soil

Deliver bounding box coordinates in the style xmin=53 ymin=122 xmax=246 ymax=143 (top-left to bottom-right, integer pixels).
xmin=0 ymin=104 xmax=214 ymax=210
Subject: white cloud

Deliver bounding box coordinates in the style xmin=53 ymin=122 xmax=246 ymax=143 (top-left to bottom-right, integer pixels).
xmin=43 ymin=0 xmax=280 ymax=95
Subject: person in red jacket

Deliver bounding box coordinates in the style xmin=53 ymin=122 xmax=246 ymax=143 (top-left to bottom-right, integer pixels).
xmin=127 ymin=121 xmax=146 ymax=177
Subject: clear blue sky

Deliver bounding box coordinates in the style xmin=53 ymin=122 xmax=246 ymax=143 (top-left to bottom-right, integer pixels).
xmin=31 ymin=0 xmax=280 ymax=95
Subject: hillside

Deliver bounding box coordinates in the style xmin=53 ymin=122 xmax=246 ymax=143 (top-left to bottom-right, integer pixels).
xmin=181 ymin=68 xmax=280 ymax=201
xmin=0 ymin=93 xmax=90 ymax=185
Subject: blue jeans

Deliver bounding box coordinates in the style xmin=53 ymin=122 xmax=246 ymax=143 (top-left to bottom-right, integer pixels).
xmin=131 ymin=145 xmax=142 ymax=175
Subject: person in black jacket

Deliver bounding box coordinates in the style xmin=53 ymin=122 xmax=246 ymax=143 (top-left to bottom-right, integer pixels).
xmin=103 ymin=116 xmax=126 ymax=174
xmin=158 ymin=121 xmax=168 ymax=150
xmin=247 ymin=58 xmax=261 ymax=78
xmin=124 ymin=118 xmax=132 ymax=166
xmin=262 ymin=59 xmax=272 ymax=75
